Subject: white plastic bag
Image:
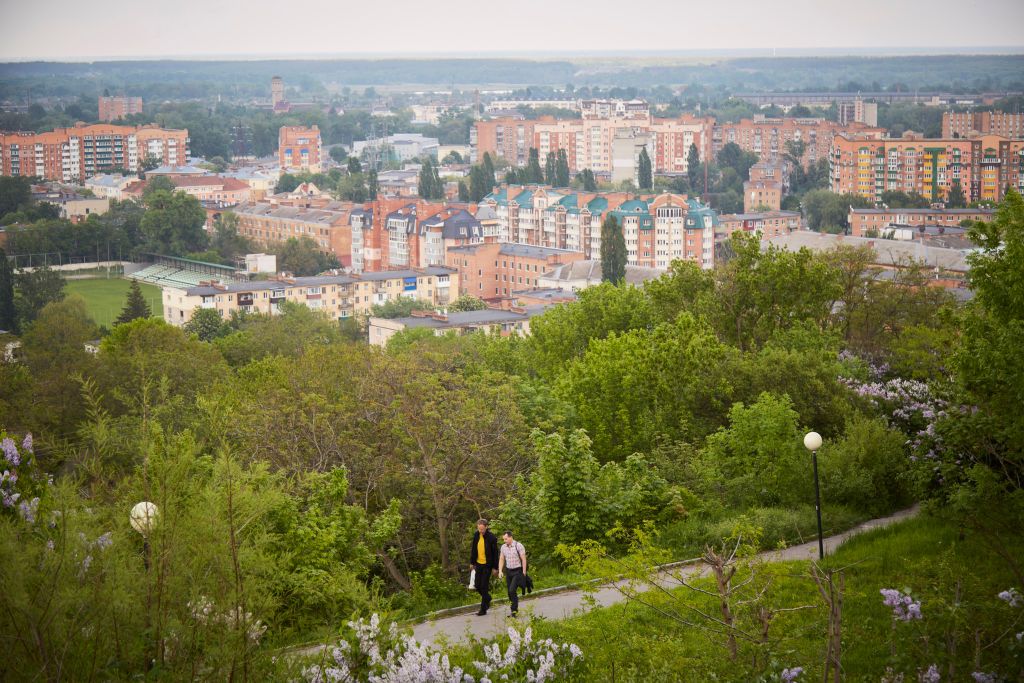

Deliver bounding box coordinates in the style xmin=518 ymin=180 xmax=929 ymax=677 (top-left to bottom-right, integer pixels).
xmin=468 ymin=568 xmax=476 ymax=590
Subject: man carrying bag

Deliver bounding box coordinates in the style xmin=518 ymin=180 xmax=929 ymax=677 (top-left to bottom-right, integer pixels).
xmin=468 ymin=519 xmax=499 ymax=616
xmin=497 ymin=530 xmax=527 ymax=617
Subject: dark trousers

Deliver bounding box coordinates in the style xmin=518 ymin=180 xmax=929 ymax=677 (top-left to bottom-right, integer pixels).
xmin=505 ymin=567 xmax=523 ymax=612
xmin=473 ymin=563 xmax=491 ymax=612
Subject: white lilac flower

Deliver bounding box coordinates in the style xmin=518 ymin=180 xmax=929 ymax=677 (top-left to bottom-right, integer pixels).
xmin=22 ymin=433 xmax=32 ymax=453
xmin=918 ymin=664 xmax=940 ymax=683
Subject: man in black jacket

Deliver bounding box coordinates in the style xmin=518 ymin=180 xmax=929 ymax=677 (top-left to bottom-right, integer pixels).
xmin=469 ymin=518 xmax=499 ymax=616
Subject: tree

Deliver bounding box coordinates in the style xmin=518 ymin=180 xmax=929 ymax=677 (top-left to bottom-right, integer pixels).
xmin=687 ymin=143 xmax=702 ymax=190
xmin=556 ymin=149 xmax=571 ymax=188
xmin=369 ymin=298 xmax=422 ymax=319
xmin=544 ymin=152 xmax=557 ymax=186
xmin=0 ymin=176 xmax=32 ymax=219
xmin=418 ymin=158 xmax=443 ymax=200
xmin=142 ymin=175 xmax=176 ymax=201
xmin=448 ymin=294 xmax=488 ymax=312
xmin=482 ymin=152 xmax=496 ymax=190
xmin=457 ymin=181 xmax=470 ymax=202
xmin=367 ymin=169 xmax=378 ymax=200
xmin=802 ymin=189 xmax=871 ymax=232
xmin=210 ymin=212 xmax=254 ymax=263
xmin=470 ymin=165 xmax=490 ymax=202
xmin=637 ymin=146 xmax=653 ymax=190
xmin=15 ymin=266 xmax=65 ymax=327
xmin=600 ymin=214 xmax=627 ymax=285
xmin=276 ymin=173 xmax=301 ymax=194
xmin=525 ymin=148 xmax=543 ymax=184
xmin=347 ymin=156 xmax=363 ymax=174
xmin=576 ymin=169 xmax=598 ymax=192
xmin=274 ymin=236 xmax=337 ymax=276
xmin=441 ymin=151 xmax=463 ymax=165
xmin=336 ymin=173 xmax=368 ymax=202
xmin=948 ymin=180 xmax=967 ymax=208
xmin=0 ymin=249 xmax=16 ymax=333
xmin=139 ymin=190 xmax=208 ymax=256
xmin=115 ymin=280 xmax=152 ymax=325
xmin=880 ymin=190 xmax=931 ymax=209
xmin=183 ymin=307 xmax=230 ymax=342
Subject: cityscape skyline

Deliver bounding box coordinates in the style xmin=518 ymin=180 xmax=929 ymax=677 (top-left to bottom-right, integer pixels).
xmin=2 ymin=0 xmax=1023 ymax=61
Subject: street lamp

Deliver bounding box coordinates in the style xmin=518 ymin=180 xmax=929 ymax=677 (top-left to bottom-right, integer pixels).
xmin=803 ymin=431 xmax=825 ymax=560
xmin=130 ymin=501 xmax=158 ymax=672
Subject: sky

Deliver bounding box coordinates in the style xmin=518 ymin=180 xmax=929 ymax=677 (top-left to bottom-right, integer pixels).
xmin=1 ymin=0 xmax=1023 ymax=61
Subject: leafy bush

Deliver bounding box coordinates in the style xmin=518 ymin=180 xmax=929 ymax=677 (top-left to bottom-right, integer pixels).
xmin=821 ymin=415 xmax=912 ymax=516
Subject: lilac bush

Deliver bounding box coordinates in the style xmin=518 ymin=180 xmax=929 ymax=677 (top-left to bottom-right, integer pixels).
xmin=997 ymin=588 xmax=1021 ymax=608
xmin=881 ymin=589 xmax=923 ymax=622
xmin=780 ymin=667 xmax=803 ymax=682
xmin=918 ymin=664 xmax=940 ymax=682
xmin=971 ymin=673 xmax=998 ymax=683
xmin=304 ymin=615 xmax=582 ymax=683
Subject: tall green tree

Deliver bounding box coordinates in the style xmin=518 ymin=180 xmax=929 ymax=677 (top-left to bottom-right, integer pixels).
xmin=544 ymin=152 xmax=557 ymax=186
xmin=457 ymin=181 xmax=469 ymax=202
xmin=525 ymin=148 xmax=543 ymax=184
xmin=0 ymin=176 xmax=32 ymax=219
xmin=556 ymin=149 xmax=571 ymax=188
xmin=418 ymin=158 xmax=443 ymax=200
xmin=637 ymin=146 xmax=653 ymax=190
xmin=482 ymin=152 xmax=496 ymax=189
xmin=115 ymin=280 xmax=152 ymax=325
xmin=576 ymin=169 xmax=598 ymax=192
xmin=470 ymin=165 xmax=489 ymax=202
xmin=14 ymin=266 xmax=65 ymax=327
xmin=947 ymin=180 xmax=967 ymax=208
xmin=687 ymin=143 xmax=702 ymax=190
xmin=139 ymin=189 xmax=208 ymax=256
xmin=347 ymin=156 xmax=362 ymax=174
xmin=367 ymin=169 xmax=378 ymax=200
xmin=599 ymin=214 xmax=627 ymax=285
xmin=0 ymin=249 xmax=16 ymax=333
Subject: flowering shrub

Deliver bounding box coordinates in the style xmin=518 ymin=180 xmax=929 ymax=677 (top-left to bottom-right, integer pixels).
xmin=997 ymin=588 xmax=1021 ymax=608
xmin=780 ymin=667 xmax=803 ymax=682
xmin=881 ymin=589 xmax=923 ymax=622
xmin=918 ymin=664 xmax=940 ymax=682
xmin=304 ymin=614 xmax=583 ymax=683
xmin=1 ymin=432 xmax=41 ymax=512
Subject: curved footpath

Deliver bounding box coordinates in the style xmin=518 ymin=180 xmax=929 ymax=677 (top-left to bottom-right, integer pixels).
xmin=410 ymin=506 xmax=919 ymax=646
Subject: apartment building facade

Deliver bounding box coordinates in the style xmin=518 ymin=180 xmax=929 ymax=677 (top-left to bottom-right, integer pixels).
xmin=348 ymin=199 xmax=485 ymax=273
xmin=0 ymin=123 xmax=189 ymax=182
xmin=162 ymin=266 xmax=458 ymax=326
xmin=481 ymin=185 xmax=717 ymax=270
xmin=847 ymin=207 xmax=994 ymax=237
xmin=98 ymin=96 xmax=143 ymax=122
xmin=830 ymin=133 xmax=1024 ymax=204
xmin=124 ymin=175 xmax=253 ymax=204
xmin=445 ymin=242 xmax=586 ymax=299
xmin=743 ymin=180 xmax=782 ymax=212
xmin=718 ymin=211 xmax=801 ymax=239
xmin=278 ymin=125 xmax=322 ymax=173
xmin=233 ymin=200 xmax=354 ymax=263
xmin=713 ymin=116 xmax=883 ymax=168
xmin=943 ymin=111 xmax=1024 ymax=139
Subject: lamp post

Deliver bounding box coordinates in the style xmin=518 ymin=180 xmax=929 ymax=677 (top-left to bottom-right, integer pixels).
xmin=803 ymin=432 xmax=824 ymax=560
xmin=130 ymin=501 xmax=158 ymax=672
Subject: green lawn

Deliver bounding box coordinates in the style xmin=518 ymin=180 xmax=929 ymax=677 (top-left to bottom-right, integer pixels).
xmin=65 ymin=278 xmax=163 ymax=328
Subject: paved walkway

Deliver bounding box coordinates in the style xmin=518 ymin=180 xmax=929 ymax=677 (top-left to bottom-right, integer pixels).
xmin=410 ymin=506 xmax=919 ymax=645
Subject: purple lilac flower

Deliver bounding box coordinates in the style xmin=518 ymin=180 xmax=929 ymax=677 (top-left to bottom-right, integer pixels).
xmin=997 ymin=588 xmax=1021 ymax=608
xmin=46 ymin=539 xmax=55 ymax=552
xmin=881 ymin=589 xmax=922 ymax=621
xmin=919 ymin=664 xmax=940 ymax=683
xmin=1 ymin=438 xmax=19 ymax=466
xmin=971 ymin=673 xmax=997 ymax=683
xmin=1 ymin=489 xmax=20 ymax=508
xmin=18 ymin=497 xmax=39 ymax=524
xmin=782 ymin=667 xmax=804 ymax=682
xmin=21 ymin=433 xmax=32 ymax=453
xmin=95 ymin=532 xmax=113 ymax=551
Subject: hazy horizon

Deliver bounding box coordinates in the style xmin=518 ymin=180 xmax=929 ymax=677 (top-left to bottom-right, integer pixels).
xmin=2 ymin=0 xmax=1023 ymax=61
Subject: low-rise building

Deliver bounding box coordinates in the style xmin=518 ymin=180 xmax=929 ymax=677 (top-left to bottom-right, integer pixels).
xmin=368 ymin=305 xmax=551 ymax=346
xmin=847 ymin=207 xmax=994 ymax=237
xmin=445 ymin=242 xmax=586 ymax=300
xmin=84 ymin=173 xmax=134 ymax=199
xmin=233 ymin=200 xmax=355 ymax=264
xmin=162 ymin=266 xmax=458 ymax=326
xmin=718 ymin=211 xmax=801 ymax=239
xmin=537 ymin=260 xmax=665 ymax=291
xmin=32 ymin=187 xmax=109 ymax=223
xmin=743 ymin=179 xmax=783 ymax=212
xmin=353 ymin=134 xmax=439 ymax=163
xmin=124 ymin=175 xmax=253 ymax=204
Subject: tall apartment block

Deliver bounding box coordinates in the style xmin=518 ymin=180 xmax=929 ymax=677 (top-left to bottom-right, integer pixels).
xmin=829 ymin=133 xmax=1024 ymax=204
xmin=278 ymin=125 xmax=322 ymax=173
xmin=98 ymin=96 xmax=144 ymax=122
xmin=713 ymin=116 xmax=884 ymax=168
xmin=0 ymin=123 xmax=189 ymax=182
xmin=943 ymin=111 xmax=1024 ymax=139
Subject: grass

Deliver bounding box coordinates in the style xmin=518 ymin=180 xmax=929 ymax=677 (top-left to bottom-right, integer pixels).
xmin=65 ymin=277 xmax=163 ymax=328
xmin=455 ymin=512 xmax=1024 ymax=681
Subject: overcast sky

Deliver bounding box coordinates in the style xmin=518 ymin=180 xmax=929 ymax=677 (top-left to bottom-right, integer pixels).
xmin=1 ymin=0 xmax=1023 ymax=61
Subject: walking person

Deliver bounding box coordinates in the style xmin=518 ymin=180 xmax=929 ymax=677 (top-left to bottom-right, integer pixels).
xmin=469 ymin=519 xmax=499 ymax=616
xmin=497 ymin=531 xmax=527 ymax=617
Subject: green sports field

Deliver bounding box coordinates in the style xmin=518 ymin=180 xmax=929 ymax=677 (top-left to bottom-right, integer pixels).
xmin=64 ymin=278 xmax=163 ymax=328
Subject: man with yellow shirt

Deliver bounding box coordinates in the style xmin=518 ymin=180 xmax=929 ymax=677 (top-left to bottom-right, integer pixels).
xmin=468 ymin=518 xmax=499 ymax=616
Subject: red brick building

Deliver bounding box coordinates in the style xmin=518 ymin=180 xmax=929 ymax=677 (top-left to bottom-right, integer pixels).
xmin=847 ymin=207 xmax=995 ymax=237
xmin=98 ymin=96 xmax=143 ymax=122
xmin=718 ymin=211 xmax=801 ymax=239
xmin=445 ymin=242 xmax=586 ymax=299
xmin=943 ymin=111 xmax=1024 ymax=139
xmin=714 ymin=116 xmax=883 ymax=168
xmin=743 ymin=180 xmax=782 ymax=212
xmin=278 ymin=125 xmax=322 ymax=173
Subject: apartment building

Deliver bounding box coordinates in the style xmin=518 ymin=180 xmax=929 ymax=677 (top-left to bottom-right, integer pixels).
xmin=830 ymin=133 xmax=1024 ymax=204
xmin=348 ymin=199 xmax=485 ymax=273
xmin=234 ymin=200 xmax=354 ymax=264
xmin=743 ymin=180 xmax=782 ymax=212
xmin=749 ymin=159 xmax=792 ymax=190
xmin=847 ymin=207 xmax=994 ymax=237
xmin=278 ymin=125 xmax=322 ymax=173
xmin=98 ymin=96 xmax=143 ymax=122
xmin=713 ymin=116 xmax=883 ymax=168
xmin=123 ymin=175 xmax=253 ymax=204
xmin=481 ymin=185 xmax=718 ymax=270
xmin=0 ymin=123 xmax=189 ymax=182
xmin=718 ymin=211 xmax=801 ymax=240
xmin=445 ymin=242 xmax=586 ymax=298
xmin=471 ymin=117 xmax=538 ymax=165
xmin=162 ymin=266 xmax=458 ymax=326
xmin=837 ymin=99 xmax=878 ymax=127
xmin=943 ymin=111 xmax=1024 ymax=139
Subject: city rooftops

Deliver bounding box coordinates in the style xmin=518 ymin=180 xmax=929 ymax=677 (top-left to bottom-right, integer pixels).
xmin=850 ymin=207 xmax=995 ymax=215
xmin=182 ymin=266 xmax=456 ymax=296
xmin=385 ymin=305 xmax=552 ymax=330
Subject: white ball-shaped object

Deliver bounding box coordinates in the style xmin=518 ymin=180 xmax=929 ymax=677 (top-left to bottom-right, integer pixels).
xmin=803 ymin=431 xmax=823 ymax=452
xmin=130 ymin=501 xmax=159 ymax=535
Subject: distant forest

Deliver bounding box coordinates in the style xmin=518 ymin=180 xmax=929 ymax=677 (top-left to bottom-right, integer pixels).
xmin=1 ymin=55 xmax=1022 ymax=101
